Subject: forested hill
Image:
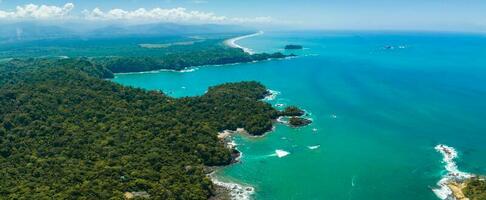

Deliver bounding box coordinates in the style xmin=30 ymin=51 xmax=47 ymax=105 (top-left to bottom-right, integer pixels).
xmin=95 ymin=46 xmax=289 ymax=73
xmin=0 ymin=59 xmax=279 ymax=199
xmin=0 ymin=34 xmax=291 ymax=74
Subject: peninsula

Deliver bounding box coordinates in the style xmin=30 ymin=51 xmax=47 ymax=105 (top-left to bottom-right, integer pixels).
xmin=224 ymin=31 xmax=264 ymax=54
xmin=0 ymin=58 xmax=307 ymax=199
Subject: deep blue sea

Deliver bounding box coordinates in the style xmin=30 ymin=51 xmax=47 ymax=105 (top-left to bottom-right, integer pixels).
xmin=113 ymin=31 xmax=486 ymax=200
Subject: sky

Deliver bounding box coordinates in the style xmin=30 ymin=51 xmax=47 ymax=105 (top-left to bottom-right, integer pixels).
xmin=1 ymin=0 xmax=486 ymax=32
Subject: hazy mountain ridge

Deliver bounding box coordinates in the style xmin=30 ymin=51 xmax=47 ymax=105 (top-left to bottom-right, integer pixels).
xmin=0 ymin=22 xmax=255 ymax=42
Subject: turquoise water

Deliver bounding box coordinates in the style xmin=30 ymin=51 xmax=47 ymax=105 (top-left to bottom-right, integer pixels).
xmin=113 ymin=31 xmax=486 ymax=200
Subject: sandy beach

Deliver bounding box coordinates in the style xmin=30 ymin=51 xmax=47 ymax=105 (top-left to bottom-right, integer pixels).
xmin=224 ymin=31 xmax=264 ymax=54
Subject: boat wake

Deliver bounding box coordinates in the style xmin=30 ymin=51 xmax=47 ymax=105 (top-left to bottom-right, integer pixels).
xmin=274 ymin=149 xmax=290 ymax=158
xmin=432 ymin=144 xmax=472 ymax=200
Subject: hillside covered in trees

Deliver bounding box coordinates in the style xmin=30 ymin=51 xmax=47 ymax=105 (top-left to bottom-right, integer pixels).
xmin=0 ymin=58 xmax=286 ymax=199
xmin=94 ymin=47 xmax=288 ymax=73
xmin=1 ymin=34 xmax=292 ymax=74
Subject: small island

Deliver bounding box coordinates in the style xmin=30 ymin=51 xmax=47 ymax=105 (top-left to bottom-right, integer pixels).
xmin=288 ymin=117 xmax=312 ymax=127
xmin=285 ymin=44 xmax=303 ymax=50
xmin=279 ymin=106 xmax=305 ymax=116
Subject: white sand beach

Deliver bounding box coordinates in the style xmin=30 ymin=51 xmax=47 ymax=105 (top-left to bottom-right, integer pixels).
xmin=224 ymin=31 xmax=264 ymax=54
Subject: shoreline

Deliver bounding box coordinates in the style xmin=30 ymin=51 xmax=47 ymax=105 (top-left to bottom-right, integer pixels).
xmin=211 ymin=128 xmax=256 ymax=200
xmin=112 ymin=55 xmax=296 ymax=76
xmin=433 ymin=144 xmax=473 ymax=200
xmin=209 ymin=171 xmax=255 ymax=200
xmin=224 ymin=31 xmax=264 ymax=55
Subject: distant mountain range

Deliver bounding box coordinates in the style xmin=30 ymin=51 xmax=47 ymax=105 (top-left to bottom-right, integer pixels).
xmin=0 ymin=22 xmax=254 ymax=42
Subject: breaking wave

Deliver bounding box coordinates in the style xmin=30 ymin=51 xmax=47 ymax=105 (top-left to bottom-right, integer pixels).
xmin=432 ymin=144 xmax=472 ymax=200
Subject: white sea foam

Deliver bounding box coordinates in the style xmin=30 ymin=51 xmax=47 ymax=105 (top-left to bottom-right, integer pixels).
xmin=275 ymin=149 xmax=290 ymax=158
xmin=210 ymin=174 xmax=255 ymax=200
xmin=224 ymin=31 xmax=264 ymax=55
xmin=264 ymin=89 xmax=280 ymax=101
xmin=307 ymin=145 xmax=320 ymax=150
xmin=178 ymin=68 xmax=198 ymax=73
xmin=276 ymin=116 xmax=289 ymax=124
xmin=432 ymin=144 xmax=472 ymax=200
xmin=115 ymin=67 xmax=199 ymax=75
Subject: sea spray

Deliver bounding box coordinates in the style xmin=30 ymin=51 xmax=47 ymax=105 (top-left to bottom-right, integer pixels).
xmin=264 ymin=89 xmax=280 ymax=101
xmin=115 ymin=67 xmax=199 ymax=75
xmin=432 ymin=144 xmax=472 ymax=200
xmin=276 ymin=116 xmax=290 ymax=124
xmin=210 ymin=173 xmax=255 ymax=200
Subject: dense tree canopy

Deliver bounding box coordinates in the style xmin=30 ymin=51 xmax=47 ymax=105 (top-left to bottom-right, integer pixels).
xmin=279 ymin=106 xmax=305 ymax=117
xmin=463 ymin=177 xmax=486 ymax=200
xmin=94 ymin=47 xmax=288 ymax=73
xmin=0 ymin=59 xmax=282 ymax=199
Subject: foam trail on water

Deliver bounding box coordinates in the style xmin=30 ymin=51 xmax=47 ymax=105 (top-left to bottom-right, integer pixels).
xmin=351 ymin=176 xmax=357 ymax=187
xmin=432 ymin=144 xmax=472 ymax=200
xmin=275 ymin=149 xmax=290 ymax=158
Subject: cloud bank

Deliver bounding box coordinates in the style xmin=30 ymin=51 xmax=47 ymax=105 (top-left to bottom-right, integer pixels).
xmin=0 ymin=3 xmax=275 ymax=24
xmin=0 ymin=3 xmax=74 ymax=19
xmin=82 ymin=7 xmax=273 ymax=24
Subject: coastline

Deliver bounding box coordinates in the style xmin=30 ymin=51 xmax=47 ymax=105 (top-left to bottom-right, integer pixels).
xmin=224 ymin=31 xmax=264 ymax=54
xmin=433 ymin=144 xmax=474 ymax=200
xmin=211 ymin=128 xmax=255 ymax=200
xmin=210 ymin=89 xmax=307 ymax=200
xmin=112 ymin=54 xmax=296 ymax=76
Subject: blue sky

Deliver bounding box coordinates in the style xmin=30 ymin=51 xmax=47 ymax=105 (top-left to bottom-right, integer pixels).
xmin=1 ymin=0 xmax=486 ymax=32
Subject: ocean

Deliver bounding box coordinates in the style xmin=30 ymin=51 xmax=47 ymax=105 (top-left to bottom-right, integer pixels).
xmin=113 ymin=31 xmax=486 ymax=200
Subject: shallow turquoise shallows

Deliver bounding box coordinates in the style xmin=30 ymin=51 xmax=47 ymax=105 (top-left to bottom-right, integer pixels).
xmin=113 ymin=31 xmax=486 ymax=200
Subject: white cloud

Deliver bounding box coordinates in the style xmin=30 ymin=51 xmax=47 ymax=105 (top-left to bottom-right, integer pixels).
xmin=0 ymin=3 xmax=74 ymax=20
xmin=0 ymin=3 xmax=278 ymax=25
xmin=82 ymin=7 xmax=274 ymax=24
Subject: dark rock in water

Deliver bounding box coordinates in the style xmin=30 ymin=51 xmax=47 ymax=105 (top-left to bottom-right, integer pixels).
xmin=279 ymin=106 xmax=305 ymax=116
xmin=285 ymin=44 xmax=303 ymax=50
xmin=230 ymin=149 xmax=241 ymax=164
xmin=289 ymin=117 xmax=312 ymax=127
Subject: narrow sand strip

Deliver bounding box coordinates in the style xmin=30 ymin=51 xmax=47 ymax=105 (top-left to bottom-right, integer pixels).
xmin=224 ymin=31 xmax=264 ymax=54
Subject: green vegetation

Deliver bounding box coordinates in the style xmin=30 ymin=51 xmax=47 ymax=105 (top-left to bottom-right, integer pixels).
xmin=94 ymin=48 xmax=287 ymax=73
xmin=288 ymin=117 xmax=312 ymax=127
xmin=463 ymin=177 xmax=486 ymax=200
xmin=284 ymin=45 xmax=303 ymax=50
xmin=279 ymin=106 xmax=305 ymax=116
xmin=0 ymin=36 xmax=291 ymax=73
xmin=0 ymin=58 xmax=286 ymax=199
